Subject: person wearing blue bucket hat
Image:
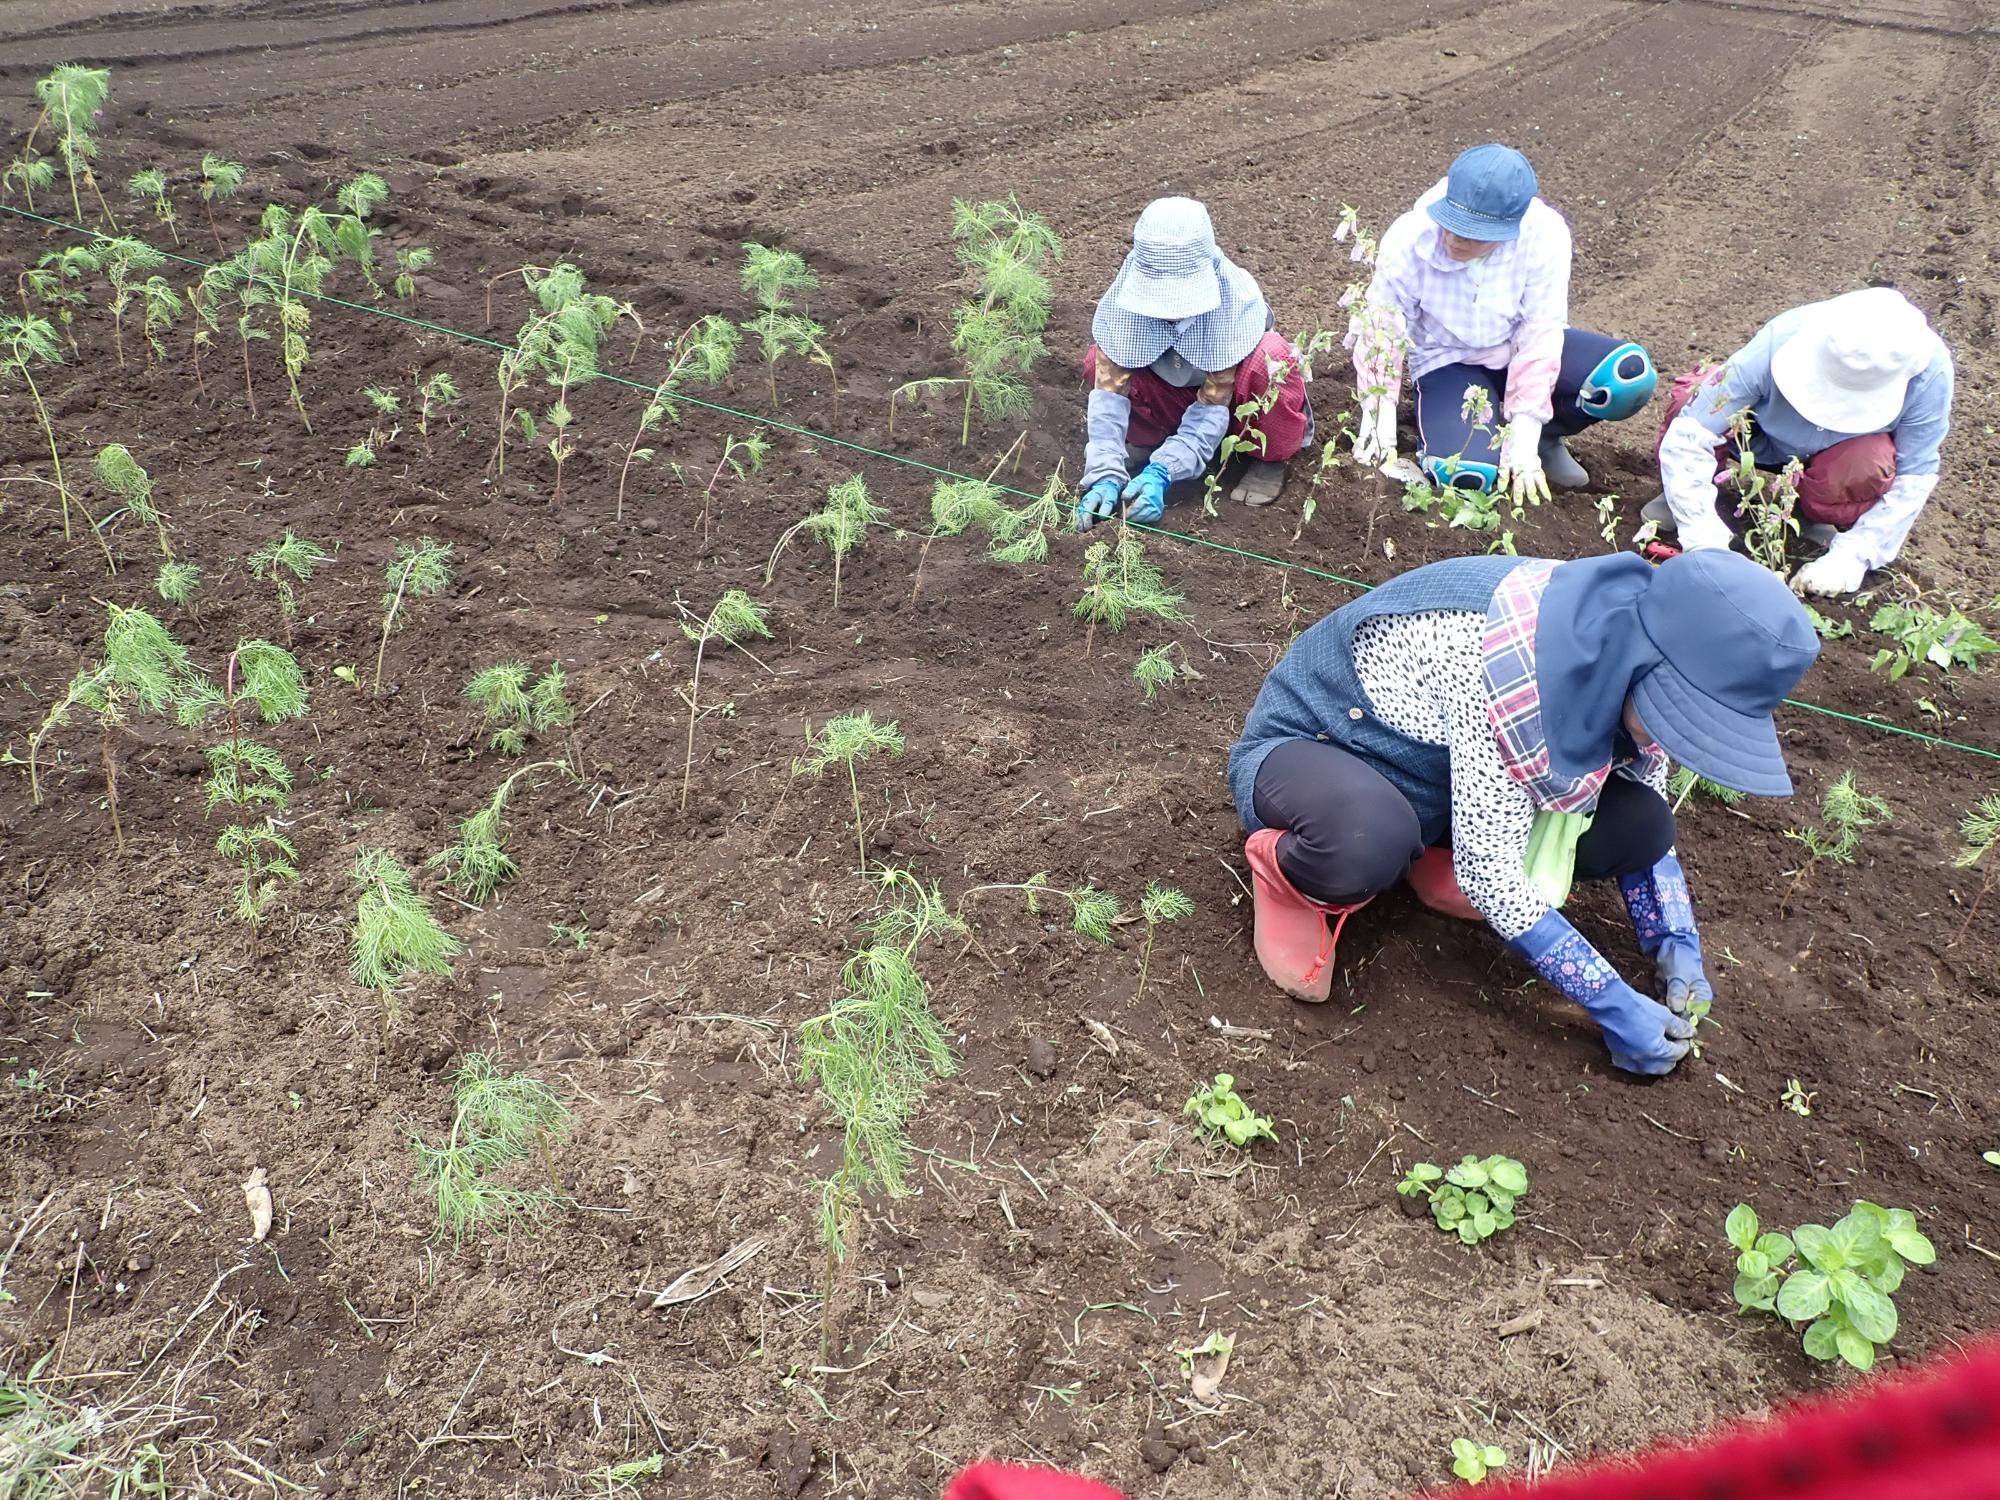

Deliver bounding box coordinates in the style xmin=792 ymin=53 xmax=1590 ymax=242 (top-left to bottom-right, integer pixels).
xmin=1226 ymin=548 xmax=1819 ymax=1076
xmin=1078 ymin=198 xmax=1316 ymax=528
xmin=1348 ymin=144 xmax=1659 ymax=505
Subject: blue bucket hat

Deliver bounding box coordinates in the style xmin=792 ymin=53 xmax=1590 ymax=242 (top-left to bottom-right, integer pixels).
xmin=1427 ymin=144 xmax=1538 ymax=242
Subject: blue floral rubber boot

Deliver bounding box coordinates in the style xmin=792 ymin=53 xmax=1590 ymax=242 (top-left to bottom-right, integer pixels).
xmin=1506 ymin=909 xmax=1693 ymax=1075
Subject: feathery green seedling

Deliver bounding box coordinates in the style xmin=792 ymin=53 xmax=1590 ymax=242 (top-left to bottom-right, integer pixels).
xmin=1397 ymin=1154 xmax=1530 ymax=1245
xmin=189 ymin=639 xmax=308 ymax=924
xmin=21 ymin=246 xmax=98 ymax=355
xmin=740 ymin=242 xmax=827 ymax=410
xmin=616 ymin=314 xmax=739 ymax=520
xmin=989 ymin=465 xmax=1070 ymax=565
xmin=679 ymin=588 xmax=771 ymax=811
xmin=767 ymin=474 xmax=886 ymax=608
xmin=138 ymin=274 xmax=181 ymax=362
xmin=392 ymin=245 xmax=433 ymax=306
xmin=413 ymin=369 xmax=459 ymax=440
xmin=1 ymin=313 xmax=76 ymax=541
xmin=698 ymin=429 xmax=769 ymax=544
xmin=215 ymin=821 xmax=299 ymax=928
xmin=2 ymin=152 xmax=54 ymax=211
xmin=125 ymin=167 xmax=179 ymax=245
xmin=27 ymin=65 xmax=116 ymax=229
xmin=586 ymin=1455 xmax=666 ymax=1495
xmin=94 ymin=443 xmax=170 ymax=562
xmin=351 ymin=847 xmax=461 ymax=1028
xmin=198 ymin=252 xmax=268 ymax=414
xmin=334 ymin=171 xmax=391 ymax=292
xmin=489 ymin=262 xmax=634 ymax=488
xmin=198 ymin=154 xmax=244 ymax=250
xmin=890 ymin=197 xmax=1061 ymax=445
xmin=155 ymin=560 xmax=201 ymax=615
xmin=1950 ymin=792 xmax=2000 ymax=944
xmin=1868 ymin=600 xmax=1997 ymax=680
xmin=374 ymin=538 xmax=453 ymax=695
xmin=97 ymin=236 xmax=170 ymax=368
xmin=429 ymin=760 xmax=571 ymax=903
xmin=1072 ymin=532 xmax=1186 ymax=653
xmin=1784 ymin=771 xmax=1890 ymax=907
xmin=464 ymin=661 xmax=574 ymax=755
xmin=411 ymin=1052 xmax=572 ymax=1245
xmin=247 ymin=529 xmax=334 ymax=641
xmin=1667 ymin=764 xmax=1746 ymax=814
xmin=795 ymin=710 xmax=905 ymax=873
xmin=1450 ymin=1440 xmax=1508 ymax=1485
xmin=1134 ymin=641 xmax=1201 ymax=702
xmin=1184 ymin=1073 xmax=1276 ymax=1148
xmin=1726 ymin=1201 xmax=1934 ymax=1371
xmin=961 ymin=873 xmax=1122 ymax=944
xmin=1137 ymin=881 xmax=1193 ymax=994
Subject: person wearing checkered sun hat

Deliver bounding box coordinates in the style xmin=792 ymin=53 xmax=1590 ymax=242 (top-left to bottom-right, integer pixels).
xmin=1351 ymin=143 xmax=1659 ymax=504
xmin=1077 ymin=197 xmax=1316 ymax=527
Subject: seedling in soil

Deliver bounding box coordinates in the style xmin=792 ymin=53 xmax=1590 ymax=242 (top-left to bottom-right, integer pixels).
xmin=20 ymin=245 xmax=99 ymax=355
xmin=1803 ymin=604 xmax=1853 ymax=641
xmin=373 ymin=537 xmax=453 ymax=694
xmin=191 ymin=639 xmax=308 ymax=925
xmin=890 ymin=196 xmax=1061 ymax=445
xmin=1722 ymin=416 xmax=1802 ymax=577
xmin=615 ymin=314 xmax=739 ymax=519
xmin=1725 ymin=1200 xmax=1934 ymax=1371
xmin=1398 ymin=1154 xmax=1529 ymax=1245
xmin=548 ymin=922 xmax=591 ymax=951
xmin=908 ymin=434 xmax=1027 ymax=601
xmin=1201 ymin=359 xmax=1291 ymax=518
xmin=697 ymin=430 xmax=770 ymax=544
xmin=586 ymin=1455 xmax=665 ymax=1495
xmin=1868 ymin=599 xmax=1996 ymax=680
xmin=351 ymin=847 xmax=462 ymax=1028
xmin=490 ymin=261 xmax=633 ymax=488
xmin=26 ymin=65 xmax=117 ymax=229
xmin=1950 ymin=792 xmax=2000 ymax=944
xmin=99 ymin=236 xmax=173 ymax=368
xmin=1184 ymin=1073 xmax=1276 ymax=1148
xmin=1784 ymin=770 xmax=1890 ymax=907
xmin=2 ymin=153 xmax=54 ymax=210
xmin=1072 ymin=531 xmax=1186 ymax=653
xmin=1137 ymin=881 xmax=1192 ymax=993
xmin=333 ymin=171 xmax=391 ymax=292
xmin=155 ymin=560 xmax=201 ymax=615
xmin=125 ymin=167 xmax=179 ymax=245
xmin=740 ymin=242 xmax=828 ymax=410
xmin=1 ymin=312 xmax=76 ymax=540
xmin=1667 ymin=765 xmax=1746 ymax=814
xmin=429 ymin=760 xmax=572 ymax=903
xmin=1985 ymin=1150 xmax=2000 ymax=1169
xmin=794 ymin=710 xmax=905 ymax=874
xmin=1134 ymin=641 xmax=1200 ymax=702
xmin=988 ymin=464 xmax=1071 ymax=565
xmin=767 ymin=474 xmax=887 ymax=608
xmin=411 ymin=1052 xmax=571 ymax=1246
xmin=216 ymin=821 xmax=300 ymax=928
xmin=246 ymin=529 xmax=333 ymax=640
xmin=1450 ymin=1440 xmax=1508 ymax=1485
xmin=679 ymin=588 xmax=771 ymax=811
xmin=197 ymin=154 xmax=244 ymax=250
xmin=464 ymin=661 xmax=574 ymax=755
xmin=960 ymin=872 xmax=1123 ymax=944
xmin=1782 ymin=1078 xmax=1815 ymax=1117
xmin=392 ymin=246 xmax=433 ymax=306
xmin=414 ymin=370 xmax=459 ymax=439
xmin=94 ymin=442 xmax=171 ymax=561
xmin=199 ymin=251 xmax=269 ymax=415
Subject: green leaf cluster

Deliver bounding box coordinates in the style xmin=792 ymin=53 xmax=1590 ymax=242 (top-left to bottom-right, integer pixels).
xmin=246 ymin=529 xmax=334 ymax=625
xmin=1869 ymin=600 xmax=1997 ymax=680
xmin=1726 ymin=1201 xmax=1935 ymax=1371
xmin=1073 ymin=534 xmax=1186 ymax=636
xmin=464 ymin=661 xmax=573 ymax=755
xmin=1183 ymin=1073 xmax=1276 ymax=1149
xmin=1667 ymin=764 xmax=1746 ymax=812
xmin=1787 ymin=770 xmax=1891 ymax=867
xmin=350 ymin=848 xmax=461 ymax=1007
xmin=411 ymin=1052 xmax=571 ymax=1245
xmin=1450 ymin=1439 xmax=1507 ymax=1484
xmin=429 ymin=761 xmax=568 ymax=903
xmin=1399 ymin=1154 xmax=1529 ymax=1245
xmin=216 ymin=821 xmax=299 ymax=927
xmin=739 ymin=243 xmax=825 ymax=404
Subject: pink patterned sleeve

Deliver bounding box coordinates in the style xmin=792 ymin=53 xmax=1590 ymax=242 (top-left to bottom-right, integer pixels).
xmin=1501 ymin=211 xmax=1572 ymax=424
xmin=1503 ymin=319 xmax=1563 ymax=424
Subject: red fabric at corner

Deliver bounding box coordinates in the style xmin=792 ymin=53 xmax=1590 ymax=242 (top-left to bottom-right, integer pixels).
xmin=1083 ymin=330 xmax=1312 ymax=460
xmin=944 ymin=1463 xmax=1127 ymax=1500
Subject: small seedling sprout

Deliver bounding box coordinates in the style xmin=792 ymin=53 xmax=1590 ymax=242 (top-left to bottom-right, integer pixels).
xmin=1072 ymin=532 xmax=1186 ymax=653
xmin=988 ymin=465 xmax=1070 ymax=565
xmin=1134 ymin=642 xmax=1200 ymax=702
xmin=3 ymin=153 xmax=55 ymax=211
xmin=246 ymin=530 xmax=333 ymax=640
xmin=739 ymin=242 xmax=826 ymax=409
xmin=1782 ymin=1078 xmax=1815 ymax=1117
xmin=373 ymin=537 xmax=453 ymax=694
xmin=198 ymin=154 xmax=244 ymax=250
xmin=679 ymin=589 xmax=771 ymax=811
xmin=615 ymin=314 xmax=739 ymax=520
xmin=155 ymin=560 xmax=201 ymax=614
xmin=94 ymin=443 xmax=170 ymax=562
xmin=1950 ymin=792 xmax=2000 ymax=944
xmin=193 ymin=640 xmax=308 ymax=926
xmin=1397 ymin=1154 xmax=1529 ymax=1245
xmin=125 ymin=166 xmax=179 ymax=245
xmin=960 ymin=872 xmax=1123 ymax=944
xmin=1725 ymin=1201 xmax=1934 ymax=1370
xmin=463 ymin=662 xmax=574 ymax=756
xmin=489 ymin=262 xmax=635 ymax=489
xmin=1450 ymin=1440 xmax=1508 ymax=1485
xmin=429 ymin=760 xmax=572 ymax=903
xmin=99 ymin=236 xmax=171 ymax=368
xmin=1667 ymin=764 xmax=1746 ymax=814
xmin=1137 ymin=881 xmax=1192 ymax=994
xmin=415 ymin=370 xmax=459 ymax=439
xmin=698 ymin=430 xmax=769 ymax=544
xmin=411 ymin=1052 xmax=572 ymax=1245
xmin=351 ymin=847 xmax=462 ymax=1028
xmin=1784 ymin=771 xmax=1890 ymax=908
xmin=392 ymin=246 xmax=433 ymax=306
xmin=767 ymin=474 xmax=886 ymax=608
xmin=794 ymin=710 xmax=905 ymax=874
xmin=0 ymin=313 xmax=74 ymax=541
xmin=1868 ymin=599 xmax=1997 ymax=680
xmin=1183 ymin=1073 xmax=1276 ymax=1148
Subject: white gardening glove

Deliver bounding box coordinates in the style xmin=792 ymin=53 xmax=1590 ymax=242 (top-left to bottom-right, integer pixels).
xmin=1790 ymin=548 xmax=1867 ymax=597
xmin=1353 ymin=396 xmax=1397 ymax=469
xmin=1496 ymin=414 xmax=1550 ymax=507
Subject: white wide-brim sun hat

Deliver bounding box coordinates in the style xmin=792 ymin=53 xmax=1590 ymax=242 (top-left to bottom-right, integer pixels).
xmin=1770 ymin=286 xmax=1937 ymax=435
xmin=1113 ymin=197 xmax=1223 ymax=322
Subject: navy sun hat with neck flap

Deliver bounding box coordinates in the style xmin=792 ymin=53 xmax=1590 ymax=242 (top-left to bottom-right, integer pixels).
xmin=1427 ymin=143 xmax=1538 ymax=242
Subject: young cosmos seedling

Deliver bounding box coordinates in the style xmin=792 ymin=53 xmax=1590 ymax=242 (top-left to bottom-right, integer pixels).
xmin=988 ymin=466 xmax=1071 ymax=565
xmin=615 ymin=314 xmax=738 ymax=520
xmin=351 ymin=847 xmax=462 ymax=1029
xmin=94 ymin=443 xmax=170 ymax=565
xmin=1725 ymin=1201 xmax=1935 ymax=1371
xmin=679 ymin=589 xmax=771 ymax=812
xmin=891 ymin=197 xmax=1061 ymax=445
xmin=98 ymin=236 xmax=175 ymax=368
xmin=1450 ymin=1440 xmax=1508 ymax=1485
xmin=1138 ymin=881 xmax=1192 ymax=994
xmin=907 ymin=435 xmax=1029 ymax=603
xmin=20 ymin=246 xmax=99 ymax=356
xmin=959 ymin=872 xmax=1123 ymax=945
xmin=191 ymin=639 xmax=308 ymax=926
xmin=767 ymin=474 xmax=886 ymax=608
xmin=1073 ymin=532 xmax=1187 ymax=653
xmin=698 ymin=430 xmax=770 ymax=545
xmin=246 ymin=530 xmax=334 ymax=642
xmin=27 ymin=65 xmax=116 ymax=229
xmin=739 ymin=242 xmax=828 ymax=411
xmin=1184 ymin=1073 xmax=1277 ymax=1148
xmin=463 ymin=662 xmax=573 ymax=756
xmin=125 ymin=167 xmax=179 ymax=245
xmin=1803 ymin=604 xmax=1854 ymax=641
xmin=1 ymin=313 xmax=75 ymax=541
xmin=794 ymin=710 xmax=905 ymax=874
xmin=198 ymin=251 xmax=269 ymax=415
xmin=2 ymin=152 xmax=55 ymax=211
xmin=1134 ymin=642 xmax=1201 ymax=702
xmin=155 ymin=560 xmax=202 ymax=616
xmin=1781 ymin=1078 xmax=1814 ymax=1117
xmin=1784 ymin=770 xmax=1890 ymax=907
xmin=1950 ymin=792 xmax=2000 ymax=944
xmin=489 ymin=262 xmax=635 ymax=488
xmin=429 ymin=760 xmax=572 ymax=903
xmin=1667 ymin=765 xmax=1746 ymax=814
xmin=414 ymin=370 xmax=459 ymax=441
xmin=411 ymin=1052 xmax=571 ymax=1245
xmin=198 ymin=154 xmax=244 ymax=251
xmin=392 ymin=246 xmax=433 ymax=307
xmin=1868 ymin=600 xmax=1997 ymax=680
xmin=373 ymin=538 xmax=453 ymax=695
xmin=1397 ymin=1154 xmax=1529 ymax=1245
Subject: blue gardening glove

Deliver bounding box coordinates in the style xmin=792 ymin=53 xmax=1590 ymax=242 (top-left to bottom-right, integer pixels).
xmin=1075 ymin=477 xmax=1122 ymax=530
xmin=1619 ymin=852 xmax=1712 ymax=1017
xmin=1119 ymin=463 xmax=1169 ymax=524
xmin=1507 ymin=910 xmax=1694 ymax=1076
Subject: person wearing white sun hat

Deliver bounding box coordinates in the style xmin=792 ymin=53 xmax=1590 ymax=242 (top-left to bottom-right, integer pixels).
xmin=1646 ymin=287 xmax=1954 ymax=596
xmin=1077 ymin=197 xmax=1315 ymax=527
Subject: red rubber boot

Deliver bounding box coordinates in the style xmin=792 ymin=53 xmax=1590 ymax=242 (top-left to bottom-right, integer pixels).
xmin=1406 ymin=846 xmax=1481 ymax=921
xmin=1244 ymin=829 xmax=1371 ymax=1003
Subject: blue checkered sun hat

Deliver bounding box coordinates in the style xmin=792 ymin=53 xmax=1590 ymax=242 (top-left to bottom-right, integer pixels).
xmin=1427 ymin=144 xmax=1538 ymax=242
xmin=1094 ymin=197 xmax=1270 ymax=371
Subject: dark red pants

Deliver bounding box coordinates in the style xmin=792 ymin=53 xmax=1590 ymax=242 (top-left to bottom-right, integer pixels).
xmin=1655 ymin=367 xmax=1893 ymax=527
xmin=1082 ymin=331 xmax=1312 ymax=461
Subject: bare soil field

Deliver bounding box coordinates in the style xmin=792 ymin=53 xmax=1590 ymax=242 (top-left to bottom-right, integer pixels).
xmin=3 ymin=2 xmax=1999 ymax=1497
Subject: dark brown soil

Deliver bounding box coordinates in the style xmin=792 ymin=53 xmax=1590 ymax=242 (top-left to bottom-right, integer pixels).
xmin=3 ymin=2 xmax=1999 ymax=1497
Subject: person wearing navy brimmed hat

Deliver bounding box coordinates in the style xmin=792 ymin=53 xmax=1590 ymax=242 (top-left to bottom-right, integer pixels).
xmin=1077 ymin=197 xmax=1315 ymax=527
xmin=1226 ymin=548 xmax=1819 ymax=1077
xmin=1350 ymin=144 xmax=1658 ymax=505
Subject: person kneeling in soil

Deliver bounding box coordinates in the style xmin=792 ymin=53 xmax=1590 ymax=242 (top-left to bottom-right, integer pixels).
xmin=1351 ymin=143 xmax=1658 ymax=504
xmin=1226 ymin=549 xmax=1819 ymax=1076
xmin=1076 ymin=197 xmax=1314 ymax=527
xmin=1642 ymin=286 xmax=1954 ymax=597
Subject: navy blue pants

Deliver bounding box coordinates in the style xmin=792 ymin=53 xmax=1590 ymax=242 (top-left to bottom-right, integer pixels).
xmin=1415 ymin=327 xmax=1635 ymax=476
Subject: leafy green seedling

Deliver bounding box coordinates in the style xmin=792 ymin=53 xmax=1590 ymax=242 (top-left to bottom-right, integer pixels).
xmin=392 ymin=246 xmax=433 ymax=306
xmin=155 ymin=560 xmax=202 ymax=615
xmin=488 ymin=262 xmax=635 ymax=488
xmin=1951 ymin=792 xmax=2000 ymax=944
xmin=1803 ymin=604 xmax=1854 ymax=641
xmin=1984 ymin=1150 xmax=2000 ymax=1169
xmin=125 ymin=166 xmax=179 ymax=245
xmin=344 ymin=441 xmax=377 ymax=468
xmin=988 ymin=466 xmax=1070 ymax=565
xmin=1869 ymin=600 xmax=1996 ymax=680
xmin=960 ymin=873 xmax=1123 ymax=944
xmin=351 ymin=847 xmax=462 ymax=1029
xmin=679 ymin=589 xmax=771 ymax=811
xmin=1138 ymin=881 xmax=1192 ymax=994
xmin=586 ymin=1455 xmax=665 ymax=1495
xmin=198 ymin=154 xmax=244 ymax=250
xmin=794 ymin=710 xmax=905 ymax=874
xmin=1184 ymin=1073 xmax=1276 ymax=1148
xmin=1073 ymin=533 xmax=1186 ymax=652
xmin=1784 ymin=771 xmax=1890 ymax=908
xmin=3 ymin=153 xmax=55 ymax=211
xmin=414 ymin=370 xmax=459 ymax=440
xmin=767 ymin=474 xmax=886 ymax=608
xmin=616 ymin=314 xmax=738 ymax=519
xmin=30 ymin=65 xmax=116 ymax=229
xmin=740 ymin=242 xmax=828 ymax=410
xmin=95 ymin=442 xmax=170 ymax=564
xmin=373 ymin=537 xmax=453 ymax=694
xmin=1667 ymin=765 xmax=1746 ymax=814
xmin=1726 ymin=1201 xmax=1934 ymax=1371
xmin=1134 ymin=641 xmax=1200 ymax=702
xmin=463 ymin=661 xmax=573 ymax=755
xmin=0 ymin=313 xmax=75 ymax=541
xmin=429 ymin=760 xmax=571 ymax=903
xmin=1400 ymin=1154 xmax=1528 ymax=1245
xmin=699 ymin=430 xmax=770 ymax=544
xmin=99 ymin=236 xmax=172 ymax=368
xmin=411 ymin=1052 xmax=571 ymax=1245
xmin=548 ymin=922 xmax=590 ymax=951
xmin=216 ymin=821 xmax=300 ymax=928
xmin=1451 ymin=1439 xmax=1507 ymax=1485
xmin=247 ymin=530 xmax=333 ymax=641
xmin=1782 ymin=1078 xmax=1814 ymax=1117
xmin=19 ymin=245 xmax=98 ymax=356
